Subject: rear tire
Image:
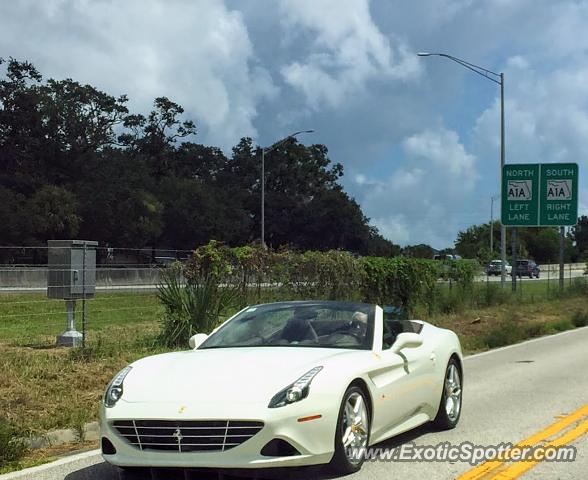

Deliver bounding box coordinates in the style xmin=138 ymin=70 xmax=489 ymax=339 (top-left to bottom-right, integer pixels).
xmin=433 ymin=358 xmax=462 ymax=430
xmin=329 ymin=385 xmax=370 ymax=475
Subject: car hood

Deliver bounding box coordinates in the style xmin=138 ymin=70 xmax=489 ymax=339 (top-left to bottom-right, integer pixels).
xmin=122 ymin=347 xmax=353 ymax=403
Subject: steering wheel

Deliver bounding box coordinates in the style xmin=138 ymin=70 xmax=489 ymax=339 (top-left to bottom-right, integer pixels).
xmin=305 ymin=322 xmax=319 ymax=342
xmin=346 ymin=320 xmax=366 ymax=341
xmin=249 ymin=333 xmax=267 ymax=344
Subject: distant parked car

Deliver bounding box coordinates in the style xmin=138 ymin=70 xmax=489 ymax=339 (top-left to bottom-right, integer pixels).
xmin=485 ymin=260 xmax=512 ymax=276
xmin=433 ymin=254 xmax=462 ymax=261
xmin=511 ymin=260 xmax=540 ymax=278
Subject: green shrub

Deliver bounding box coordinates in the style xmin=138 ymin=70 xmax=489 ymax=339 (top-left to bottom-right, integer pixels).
xmin=484 ymin=318 xmax=525 ymax=348
xmin=158 ymin=242 xmax=243 ymax=347
xmin=0 ymin=419 xmax=27 ymax=467
xmin=360 ymin=257 xmax=439 ymax=313
xmin=477 ymin=283 xmax=510 ymax=308
xmin=442 ymin=259 xmax=479 ymax=290
xmin=435 ymin=289 xmax=468 ymax=314
xmin=568 ymin=278 xmax=588 ymax=296
xmin=571 ymin=310 xmax=588 ymax=328
xmin=273 ymin=249 xmax=363 ymax=301
xmin=524 ymin=323 xmax=549 ymax=338
xmin=544 ymin=319 xmax=575 ymax=333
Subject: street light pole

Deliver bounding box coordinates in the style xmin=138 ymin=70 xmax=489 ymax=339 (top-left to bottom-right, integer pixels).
xmin=418 ymin=52 xmax=507 ymax=286
xmin=500 ymin=73 xmax=507 ymax=286
xmin=261 ymin=147 xmax=265 ymax=249
xmin=261 ymin=129 xmax=314 ymax=249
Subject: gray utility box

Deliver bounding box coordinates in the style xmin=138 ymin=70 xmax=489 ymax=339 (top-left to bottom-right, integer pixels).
xmin=48 ymin=240 xmax=98 ymax=299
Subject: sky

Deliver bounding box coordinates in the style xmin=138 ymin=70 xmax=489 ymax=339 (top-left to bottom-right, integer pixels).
xmin=2 ymin=0 xmax=588 ymax=249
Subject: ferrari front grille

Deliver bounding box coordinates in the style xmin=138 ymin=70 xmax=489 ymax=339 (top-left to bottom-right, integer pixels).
xmin=112 ymin=419 xmax=264 ymax=452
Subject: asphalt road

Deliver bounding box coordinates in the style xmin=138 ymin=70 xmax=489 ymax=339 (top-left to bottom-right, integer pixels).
xmin=477 ymin=268 xmax=585 ymax=282
xmin=2 ymin=327 xmax=587 ymax=480
xmin=0 ymin=268 xmax=584 ymax=292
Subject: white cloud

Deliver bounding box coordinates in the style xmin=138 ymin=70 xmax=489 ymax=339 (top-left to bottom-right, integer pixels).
xmin=474 ymin=54 xmax=588 ymax=168
xmin=0 ymin=0 xmax=278 ymax=148
xmin=3 ymin=0 xmax=588 ymax=248
xmin=403 ymin=129 xmax=476 ymax=186
xmin=279 ymin=0 xmax=421 ymax=109
xmin=358 ymin=127 xmax=478 ymax=248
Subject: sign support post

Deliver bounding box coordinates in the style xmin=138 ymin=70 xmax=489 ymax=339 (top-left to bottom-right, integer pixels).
xmin=559 ymin=227 xmax=565 ymax=290
xmin=511 ymin=228 xmax=517 ymax=292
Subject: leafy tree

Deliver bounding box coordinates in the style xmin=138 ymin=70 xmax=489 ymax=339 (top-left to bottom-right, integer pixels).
xmin=519 ymin=228 xmax=559 ymax=263
xmin=402 ymin=243 xmax=436 ymax=259
xmin=572 ymin=215 xmax=588 ymax=260
xmin=119 ymin=97 xmax=196 ymax=178
xmin=0 ymin=58 xmax=45 ymax=192
xmin=113 ymin=190 xmax=164 ymax=247
xmin=27 ymin=185 xmax=80 ymax=240
xmin=157 ymin=177 xmax=250 ymax=249
xmin=0 ymin=187 xmax=29 ymax=245
xmin=365 ymin=230 xmax=401 ymax=257
xmin=0 ymin=59 xmax=398 ymax=255
xmin=455 ymin=223 xmax=492 ymax=261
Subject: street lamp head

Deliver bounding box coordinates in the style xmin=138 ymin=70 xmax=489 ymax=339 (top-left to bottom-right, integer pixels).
xmin=417 ymin=52 xmax=432 ymax=57
xmin=290 ymin=129 xmax=315 ymax=137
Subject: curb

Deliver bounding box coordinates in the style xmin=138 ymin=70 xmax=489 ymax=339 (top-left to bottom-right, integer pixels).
xmin=27 ymin=422 xmax=99 ymax=450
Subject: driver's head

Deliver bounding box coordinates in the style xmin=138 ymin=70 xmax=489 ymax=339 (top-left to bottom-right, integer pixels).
xmin=352 ymin=311 xmax=368 ymax=324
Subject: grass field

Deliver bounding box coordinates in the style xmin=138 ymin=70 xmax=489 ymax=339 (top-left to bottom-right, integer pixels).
xmin=0 ymin=291 xmax=163 ymax=345
xmin=0 ymin=292 xmax=167 ymax=436
xmin=0 ymin=281 xmax=587 ymax=464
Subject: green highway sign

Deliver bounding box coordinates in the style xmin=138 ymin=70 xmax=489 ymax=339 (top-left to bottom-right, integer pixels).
xmin=540 ymin=163 xmax=579 ymax=226
xmin=501 ymin=164 xmax=539 ymax=226
xmin=501 ymin=163 xmax=578 ymax=227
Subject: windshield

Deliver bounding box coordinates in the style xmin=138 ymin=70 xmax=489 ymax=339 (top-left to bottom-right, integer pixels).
xmin=200 ymin=301 xmax=375 ymax=350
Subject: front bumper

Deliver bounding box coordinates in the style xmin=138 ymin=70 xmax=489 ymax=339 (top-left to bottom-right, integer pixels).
xmin=100 ymin=399 xmax=336 ymax=469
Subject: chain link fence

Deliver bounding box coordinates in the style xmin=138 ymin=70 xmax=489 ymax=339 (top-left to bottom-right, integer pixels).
xmin=0 ymin=245 xmax=192 ymax=349
xmin=479 ymin=262 xmax=586 ymax=291
xmin=1 ymin=245 xmax=587 ymax=349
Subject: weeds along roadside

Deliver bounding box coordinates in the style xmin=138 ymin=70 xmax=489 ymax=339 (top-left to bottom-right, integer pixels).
xmin=1 ymin=242 xmax=588 ymax=469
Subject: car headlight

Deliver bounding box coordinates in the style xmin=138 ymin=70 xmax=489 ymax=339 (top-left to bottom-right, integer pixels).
xmin=104 ymin=366 xmax=132 ymax=408
xmin=268 ymin=366 xmax=323 ymax=408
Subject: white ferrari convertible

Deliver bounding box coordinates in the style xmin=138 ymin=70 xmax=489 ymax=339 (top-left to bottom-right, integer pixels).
xmin=100 ymin=301 xmax=463 ymax=478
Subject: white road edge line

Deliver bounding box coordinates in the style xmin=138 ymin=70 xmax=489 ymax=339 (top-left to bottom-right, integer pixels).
xmin=2 ymin=325 xmax=587 ymax=478
xmin=464 ymin=324 xmax=588 ymax=361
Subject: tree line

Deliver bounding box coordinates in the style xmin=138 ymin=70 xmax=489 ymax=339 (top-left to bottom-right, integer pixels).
xmin=0 ymin=58 xmax=398 ymax=256
xmin=452 ymin=219 xmax=588 ymax=264
xmin=2 ymin=57 xmax=584 ymax=264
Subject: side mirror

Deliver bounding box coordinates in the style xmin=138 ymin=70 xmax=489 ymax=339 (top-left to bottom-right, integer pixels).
xmin=390 ymin=332 xmax=423 ymax=353
xmin=189 ymin=333 xmax=208 ymax=350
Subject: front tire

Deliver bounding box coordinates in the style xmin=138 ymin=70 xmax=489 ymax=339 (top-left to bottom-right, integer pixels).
xmin=329 ymin=385 xmax=370 ymax=474
xmin=433 ymin=358 xmax=463 ymax=430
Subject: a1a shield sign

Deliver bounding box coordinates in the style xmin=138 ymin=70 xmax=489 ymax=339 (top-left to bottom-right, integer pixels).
xmin=502 ymin=164 xmax=540 ymax=226
xmin=501 ymin=163 xmax=578 ymax=227
xmin=540 ymin=164 xmax=578 ymax=226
